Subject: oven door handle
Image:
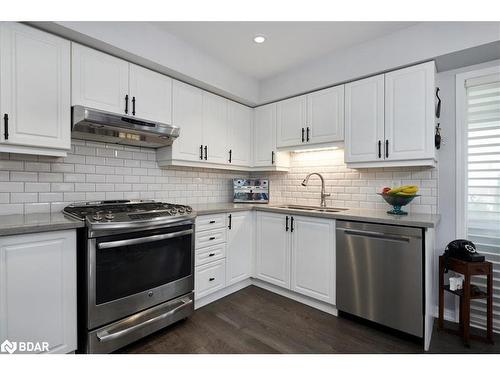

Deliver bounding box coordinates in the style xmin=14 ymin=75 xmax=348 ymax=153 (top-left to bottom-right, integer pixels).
xmin=96 ymin=297 xmax=193 ymax=343
xmin=97 ymin=229 xmax=193 ymax=249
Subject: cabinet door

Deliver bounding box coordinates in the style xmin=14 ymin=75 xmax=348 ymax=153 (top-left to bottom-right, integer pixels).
xmin=202 ymin=92 xmax=228 ymax=164
xmin=227 ymin=101 xmax=252 ymax=166
xmin=276 ymin=95 xmax=307 ymax=148
xmin=170 ymin=80 xmax=204 ymax=161
xmin=226 ymin=211 xmax=253 ymax=286
xmin=255 ymin=212 xmax=290 ymax=289
xmin=0 ymin=230 xmax=76 ymax=354
xmin=384 ymin=61 xmax=435 ymax=161
xmin=291 ymin=216 xmax=335 ymax=304
xmin=72 ymin=43 xmax=129 ymax=114
xmin=0 ymin=23 xmax=70 ymax=150
xmin=344 ymin=75 xmax=385 ymax=163
xmin=307 ymin=85 xmax=344 ymax=144
xmin=253 ymin=104 xmax=276 ymax=167
xmin=129 ymin=64 xmax=172 ymax=124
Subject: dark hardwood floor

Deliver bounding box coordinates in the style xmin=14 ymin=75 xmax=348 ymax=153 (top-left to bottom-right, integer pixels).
xmin=119 ymin=286 xmax=499 ymax=354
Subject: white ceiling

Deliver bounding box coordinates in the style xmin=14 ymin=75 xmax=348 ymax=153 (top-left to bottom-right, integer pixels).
xmin=156 ymin=22 xmax=418 ymax=80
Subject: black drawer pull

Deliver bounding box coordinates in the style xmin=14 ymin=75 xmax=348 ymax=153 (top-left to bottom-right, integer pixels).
xmin=378 ymin=140 xmax=381 ymax=158
xmin=290 ymin=216 xmax=295 ymax=232
xmin=228 ymin=149 xmax=232 ymax=163
xmin=209 ymin=277 xmax=215 ymax=281
xmin=285 ymin=216 xmax=289 ymax=232
xmin=209 ymin=220 xmax=216 ymax=224
xmin=228 ymin=214 xmax=232 ymax=229
xmin=301 ymin=128 xmax=305 ymax=142
xmin=204 ymin=145 xmax=208 ymax=160
xmin=3 ymin=114 xmax=8 ymax=140
xmin=124 ymin=95 xmax=129 ymax=114
xmin=271 ymin=151 xmax=275 ymax=164
xmin=385 ymin=139 xmax=389 ymax=158
xmin=132 ymin=96 xmax=136 ymax=115
xmin=200 ymin=145 xmax=203 ymax=160
xmin=208 ymin=253 xmax=215 ymax=257
xmin=209 ymin=237 xmax=216 ymax=240
xmin=306 ymin=127 xmax=310 ymax=142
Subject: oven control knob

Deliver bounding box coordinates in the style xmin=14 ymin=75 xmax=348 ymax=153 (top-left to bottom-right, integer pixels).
xmin=148 ymin=291 xmax=154 ymax=297
xmin=92 ymin=213 xmax=103 ymax=221
xmin=104 ymin=212 xmax=115 ymax=220
xmin=186 ymin=206 xmax=192 ymax=213
xmin=177 ymin=207 xmax=186 ymax=214
xmin=169 ymin=208 xmax=177 ymax=215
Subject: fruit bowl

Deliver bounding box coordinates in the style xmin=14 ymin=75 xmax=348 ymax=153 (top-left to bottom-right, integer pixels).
xmin=378 ymin=193 xmax=419 ymax=215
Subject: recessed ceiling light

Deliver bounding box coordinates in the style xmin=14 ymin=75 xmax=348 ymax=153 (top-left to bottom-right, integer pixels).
xmin=253 ymin=35 xmax=266 ymax=44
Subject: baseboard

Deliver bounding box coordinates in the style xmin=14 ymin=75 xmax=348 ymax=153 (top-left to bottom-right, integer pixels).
xmin=251 ymin=278 xmax=338 ymax=316
xmin=194 ymin=278 xmax=252 ymax=309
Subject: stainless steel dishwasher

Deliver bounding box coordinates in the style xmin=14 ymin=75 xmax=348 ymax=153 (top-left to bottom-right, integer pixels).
xmin=336 ymin=220 xmax=423 ymax=337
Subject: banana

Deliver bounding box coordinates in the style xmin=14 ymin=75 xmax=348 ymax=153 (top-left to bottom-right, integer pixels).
xmin=387 ymin=185 xmax=419 ymax=195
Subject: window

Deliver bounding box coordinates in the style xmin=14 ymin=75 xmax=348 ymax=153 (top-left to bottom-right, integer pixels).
xmin=457 ymin=65 xmax=500 ymax=332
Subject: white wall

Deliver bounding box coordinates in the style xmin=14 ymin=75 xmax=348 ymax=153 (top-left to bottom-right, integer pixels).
xmin=29 ymin=21 xmax=260 ymax=106
xmin=259 ymin=22 xmax=500 ymax=103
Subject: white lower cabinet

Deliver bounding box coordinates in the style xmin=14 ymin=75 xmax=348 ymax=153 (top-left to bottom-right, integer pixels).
xmin=226 ymin=211 xmax=253 ymax=286
xmin=0 ymin=230 xmax=77 ymax=354
xmin=255 ymin=211 xmax=291 ymax=289
xmin=291 ymin=216 xmax=335 ymax=304
xmin=195 ymin=259 xmax=226 ymax=299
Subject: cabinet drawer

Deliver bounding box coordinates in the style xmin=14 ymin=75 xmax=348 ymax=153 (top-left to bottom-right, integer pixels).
xmin=196 ymin=214 xmax=227 ymax=232
xmin=195 ymin=259 xmax=226 ymax=299
xmin=195 ymin=243 xmax=226 ymax=267
xmin=195 ymin=227 xmax=226 ymax=249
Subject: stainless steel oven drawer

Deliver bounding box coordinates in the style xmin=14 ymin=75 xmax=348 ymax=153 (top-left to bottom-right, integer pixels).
xmin=86 ymin=292 xmax=194 ymax=354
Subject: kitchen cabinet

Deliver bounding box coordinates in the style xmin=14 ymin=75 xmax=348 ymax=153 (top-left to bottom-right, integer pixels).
xmin=344 ymin=75 xmax=385 ymax=163
xmin=344 ymin=61 xmax=436 ymax=168
xmin=276 ymin=85 xmax=345 ymax=149
xmin=0 ymin=23 xmax=71 ymax=157
xmin=0 ymin=230 xmax=77 ymax=354
xmin=227 ymin=101 xmax=253 ymax=166
xmin=195 ymin=259 xmax=226 ymax=299
xmin=202 ymin=91 xmax=229 ymax=165
xmin=72 ymin=43 xmax=172 ymax=124
xmin=253 ymin=104 xmax=290 ymax=170
xmin=129 ymin=64 xmax=172 ymax=124
xmin=255 ymin=212 xmax=291 ymax=289
xmin=276 ymin=95 xmax=307 ymax=148
xmin=291 ymin=216 xmax=335 ymax=304
xmin=226 ymin=211 xmax=253 ymax=286
xmin=72 ymin=43 xmax=129 ymax=115
xmin=384 ymin=62 xmax=435 ymax=161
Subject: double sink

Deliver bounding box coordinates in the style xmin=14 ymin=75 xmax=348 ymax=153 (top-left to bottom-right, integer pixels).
xmin=272 ymin=204 xmax=349 ymax=213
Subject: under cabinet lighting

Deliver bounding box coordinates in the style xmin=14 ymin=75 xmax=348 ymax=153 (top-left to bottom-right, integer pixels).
xmin=292 ymin=146 xmax=339 ymax=153
xmin=253 ymin=35 xmax=266 ymax=44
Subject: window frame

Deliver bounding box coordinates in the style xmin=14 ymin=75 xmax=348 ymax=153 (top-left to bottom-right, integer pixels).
xmin=456 ymin=64 xmax=500 ymax=238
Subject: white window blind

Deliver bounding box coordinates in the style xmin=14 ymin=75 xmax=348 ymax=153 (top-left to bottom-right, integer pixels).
xmin=465 ymin=73 xmax=500 ymax=333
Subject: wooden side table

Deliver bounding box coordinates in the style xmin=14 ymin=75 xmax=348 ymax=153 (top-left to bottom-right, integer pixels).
xmin=438 ymin=256 xmax=494 ymax=346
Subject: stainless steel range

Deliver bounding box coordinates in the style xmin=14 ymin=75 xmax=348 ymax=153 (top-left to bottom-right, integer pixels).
xmin=63 ymin=200 xmax=196 ymax=353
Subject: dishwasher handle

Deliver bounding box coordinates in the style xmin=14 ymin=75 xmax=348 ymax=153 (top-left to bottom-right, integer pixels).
xmin=339 ymin=228 xmax=411 ymax=243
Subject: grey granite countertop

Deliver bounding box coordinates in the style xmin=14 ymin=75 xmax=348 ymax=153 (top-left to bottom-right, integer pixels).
xmin=192 ymin=203 xmax=440 ymax=228
xmin=0 ymin=212 xmax=84 ymax=237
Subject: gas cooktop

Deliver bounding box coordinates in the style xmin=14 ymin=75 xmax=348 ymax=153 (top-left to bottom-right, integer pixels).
xmin=63 ymin=200 xmax=194 ymax=225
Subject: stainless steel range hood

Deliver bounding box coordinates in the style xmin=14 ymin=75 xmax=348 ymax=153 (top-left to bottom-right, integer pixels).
xmin=71 ymin=106 xmax=179 ymax=148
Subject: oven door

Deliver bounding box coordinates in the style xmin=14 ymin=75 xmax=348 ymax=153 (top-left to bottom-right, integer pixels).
xmin=87 ymin=223 xmax=194 ymax=329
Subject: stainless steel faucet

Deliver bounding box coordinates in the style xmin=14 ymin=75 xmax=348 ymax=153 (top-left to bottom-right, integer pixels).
xmin=301 ymin=173 xmax=331 ymax=208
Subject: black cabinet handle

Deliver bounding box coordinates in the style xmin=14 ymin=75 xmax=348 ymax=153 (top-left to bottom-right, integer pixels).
xmin=228 ymin=214 xmax=232 ymax=229
xmin=228 ymin=149 xmax=232 ymax=163
xmin=132 ymin=96 xmax=136 ymax=115
xmin=125 ymin=95 xmax=129 ymax=114
xmin=204 ymin=145 xmax=208 ymax=160
xmin=200 ymin=145 xmax=203 ymax=160
xmin=209 ymin=220 xmax=216 ymax=224
xmin=385 ymin=140 xmax=389 ymax=158
xmin=209 ymin=277 xmax=215 ymax=281
xmin=3 ymin=114 xmax=8 ymax=140
xmin=209 ymin=253 xmax=215 ymax=257
xmin=209 ymin=236 xmax=216 ymax=241
xmin=378 ymin=140 xmax=381 ymax=158
xmin=290 ymin=216 xmax=294 ymax=232
xmin=271 ymin=151 xmax=275 ymax=164
xmin=306 ymin=127 xmax=310 ymax=142
xmin=301 ymin=128 xmax=305 ymax=142
xmin=285 ymin=216 xmax=289 ymax=232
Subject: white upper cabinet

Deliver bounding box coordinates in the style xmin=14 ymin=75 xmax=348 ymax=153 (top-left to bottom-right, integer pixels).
xmin=344 ymin=75 xmax=385 ymax=163
xmin=72 ymin=43 xmax=129 ymax=115
xmin=202 ymin=91 xmax=228 ymax=165
xmin=129 ymin=64 xmax=172 ymax=124
xmin=226 ymin=211 xmax=254 ymax=286
xmin=384 ymin=61 xmax=435 ymax=161
xmin=307 ymin=85 xmax=344 ymax=144
xmin=227 ymin=101 xmax=252 ymax=166
xmin=291 ymin=216 xmax=335 ymax=304
xmin=276 ymin=95 xmax=307 ymax=148
xmin=168 ymin=80 xmax=204 ymax=162
xmin=0 ymin=230 xmax=77 ymax=354
xmin=255 ymin=212 xmax=291 ymax=289
xmin=345 ymin=62 xmax=436 ymax=168
xmin=0 ymin=23 xmax=70 ymax=156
